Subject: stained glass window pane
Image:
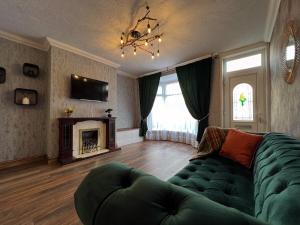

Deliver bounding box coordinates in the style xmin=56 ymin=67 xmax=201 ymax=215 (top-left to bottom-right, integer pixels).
xmin=232 ymin=83 xmax=254 ymax=121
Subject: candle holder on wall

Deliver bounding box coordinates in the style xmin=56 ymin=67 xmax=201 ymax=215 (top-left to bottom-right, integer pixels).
xmin=14 ymin=88 xmax=38 ymax=106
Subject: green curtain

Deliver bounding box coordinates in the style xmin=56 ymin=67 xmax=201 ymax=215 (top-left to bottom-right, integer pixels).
xmin=138 ymin=72 xmax=161 ymax=136
xmin=176 ymin=57 xmax=213 ymax=141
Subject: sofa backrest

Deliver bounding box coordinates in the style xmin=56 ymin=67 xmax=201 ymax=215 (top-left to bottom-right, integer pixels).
xmin=253 ymin=133 xmax=300 ymax=225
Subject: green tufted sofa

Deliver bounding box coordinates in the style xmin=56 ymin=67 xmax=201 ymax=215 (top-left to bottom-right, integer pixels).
xmin=74 ymin=133 xmax=300 ymax=225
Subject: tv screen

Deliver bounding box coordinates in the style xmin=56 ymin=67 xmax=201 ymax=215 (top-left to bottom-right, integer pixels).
xmin=71 ymin=74 xmax=108 ymax=102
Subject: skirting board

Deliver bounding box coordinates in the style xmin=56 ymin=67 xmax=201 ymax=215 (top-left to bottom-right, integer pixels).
xmin=47 ymin=158 xmax=59 ymax=165
xmin=0 ymin=155 xmax=47 ymax=170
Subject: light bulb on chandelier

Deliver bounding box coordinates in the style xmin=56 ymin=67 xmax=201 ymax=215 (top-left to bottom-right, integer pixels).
xmin=120 ymin=32 xmax=124 ymax=44
xmin=121 ymin=51 xmax=125 ymax=58
xmin=147 ymin=23 xmax=151 ymax=34
xmin=134 ymin=48 xmax=137 ymax=56
xmin=157 ymin=49 xmax=160 ymax=57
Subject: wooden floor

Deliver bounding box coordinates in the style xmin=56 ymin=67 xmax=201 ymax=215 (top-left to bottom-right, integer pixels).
xmin=0 ymin=141 xmax=194 ymax=225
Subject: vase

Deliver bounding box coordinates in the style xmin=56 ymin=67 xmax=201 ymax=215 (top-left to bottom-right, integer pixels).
xmin=66 ymin=112 xmax=73 ymax=118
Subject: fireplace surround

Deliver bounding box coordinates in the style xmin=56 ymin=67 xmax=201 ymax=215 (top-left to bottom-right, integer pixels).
xmin=58 ymin=117 xmax=119 ymax=164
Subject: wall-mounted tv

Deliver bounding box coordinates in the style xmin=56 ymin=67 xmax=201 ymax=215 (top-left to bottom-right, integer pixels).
xmin=71 ymin=74 xmax=108 ymax=102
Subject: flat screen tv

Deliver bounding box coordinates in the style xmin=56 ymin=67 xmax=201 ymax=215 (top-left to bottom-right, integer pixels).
xmin=71 ymin=74 xmax=108 ymax=102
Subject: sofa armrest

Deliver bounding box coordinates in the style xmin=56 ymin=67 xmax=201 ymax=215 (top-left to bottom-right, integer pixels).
xmin=74 ymin=163 xmax=267 ymax=225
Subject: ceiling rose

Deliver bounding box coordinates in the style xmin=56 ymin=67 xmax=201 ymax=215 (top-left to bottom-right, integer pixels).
xmin=120 ymin=5 xmax=163 ymax=59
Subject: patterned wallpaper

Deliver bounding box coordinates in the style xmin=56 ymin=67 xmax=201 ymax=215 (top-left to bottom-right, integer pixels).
xmin=0 ymin=37 xmax=48 ymax=162
xmin=209 ymin=58 xmax=222 ymax=127
xmin=0 ymin=35 xmax=221 ymax=162
xmin=270 ymin=0 xmax=300 ymax=138
xmin=117 ymin=75 xmax=139 ymax=129
xmin=46 ymin=46 xmax=117 ymax=159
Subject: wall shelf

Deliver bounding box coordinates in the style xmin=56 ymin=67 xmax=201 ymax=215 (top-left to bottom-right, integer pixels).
xmin=23 ymin=63 xmax=39 ymax=78
xmin=14 ymin=88 xmax=38 ymax=106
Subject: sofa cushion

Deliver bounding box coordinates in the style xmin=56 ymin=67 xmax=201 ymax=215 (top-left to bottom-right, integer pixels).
xmin=253 ymin=133 xmax=300 ymax=225
xmin=169 ymin=153 xmax=254 ymax=215
xmin=220 ymin=129 xmax=263 ymax=168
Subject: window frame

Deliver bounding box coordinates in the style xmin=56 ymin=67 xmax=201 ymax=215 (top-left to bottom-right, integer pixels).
xmin=224 ymin=53 xmax=262 ymax=73
xmin=221 ymin=44 xmax=270 ymax=132
xmin=149 ymin=76 xmax=197 ymax=133
xmin=157 ymin=80 xmax=181 ymax=100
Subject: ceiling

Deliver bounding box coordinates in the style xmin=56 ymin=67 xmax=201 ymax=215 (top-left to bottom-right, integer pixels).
xmin=0 ymin=0 xmax=273 ymax=76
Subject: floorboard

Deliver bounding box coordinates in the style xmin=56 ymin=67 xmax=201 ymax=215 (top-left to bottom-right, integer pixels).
xmin=0 ymin=141 xmax=195 ymax=225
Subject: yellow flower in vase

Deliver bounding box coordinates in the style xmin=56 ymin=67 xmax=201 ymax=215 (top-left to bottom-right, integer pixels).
xmin=64 ymin=107 xmax=74 ymax=117
xmin=239 ymin=93 xmax=247 ymax=106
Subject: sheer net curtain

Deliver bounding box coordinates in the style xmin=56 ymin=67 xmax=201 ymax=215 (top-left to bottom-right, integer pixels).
xmin=146 ymin=73 xmax=198 ymax=147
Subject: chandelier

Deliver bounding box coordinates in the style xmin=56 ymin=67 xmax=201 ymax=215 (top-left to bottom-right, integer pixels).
xmin=120 ymin=5 xmax=163 ymax=59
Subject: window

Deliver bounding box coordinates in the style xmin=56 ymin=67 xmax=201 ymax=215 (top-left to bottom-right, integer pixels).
xmin=148 ymin=74 xmax=197 ymax=133
xmin=232 ymin=83 xmax=254 ymax=121
xmin=286 ymin=45 xmax=295 ymax=61
xmin=226 ymin=54 xmax=262 ymax=72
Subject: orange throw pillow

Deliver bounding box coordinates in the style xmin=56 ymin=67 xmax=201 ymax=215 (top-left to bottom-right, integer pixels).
xmin=219 ymin=129 xmax=263 ymax=168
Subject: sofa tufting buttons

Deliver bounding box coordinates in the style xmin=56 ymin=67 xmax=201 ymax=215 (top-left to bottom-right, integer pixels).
xmin=121 ymin=177 xmax=132 ymax=188
xmin=224 ymin=189 xmax=231 ymax=195
xmin=268 ymin=158 xmax=276 ymax=164
xmin=265 ymin=152 xmax=272 ymax=158
xmin=179 ymin=174 xmax=189 ymax=179
xmin=274 ymin=182 xmax=288 ymax=194
xmin=197 ymin=187 xmax=204 ymax=192
xmin=168 ymin=207 xmax=178 ymax=215
xmin=227 ymin=179 xmax=234 ymax=184
xmin=269 ymin=167 xmax=281 ymax=176
xmin=188 ymin=167 xmax=196 ymax=172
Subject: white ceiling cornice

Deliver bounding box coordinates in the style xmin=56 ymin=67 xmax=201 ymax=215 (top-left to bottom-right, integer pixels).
xmin=0 ymin=30 xmax=48 ymax=51
xmin=0 ymin=30 xmax=120 ymax=69
xmin=46 ymin=37 xmax=120 ymax=68
xmin=117 ymin=70 xmax=137 ymax=79
xmin=139 ymin=53 xmax=214 ymax=77
xmin=264 ymin=0 xmax=281 ymax=42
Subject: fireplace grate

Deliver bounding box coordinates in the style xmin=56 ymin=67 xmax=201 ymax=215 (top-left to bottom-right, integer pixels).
xmin=79 ymin=128 xmax=101 ymax=154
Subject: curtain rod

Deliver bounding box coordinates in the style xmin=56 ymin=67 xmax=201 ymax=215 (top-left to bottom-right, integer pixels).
xmin=139 ymin=53 xmax=218 ymax=77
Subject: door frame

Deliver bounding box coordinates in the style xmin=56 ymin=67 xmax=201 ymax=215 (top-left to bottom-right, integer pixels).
xmin=220 ymin=42 xmax=270 ymax=132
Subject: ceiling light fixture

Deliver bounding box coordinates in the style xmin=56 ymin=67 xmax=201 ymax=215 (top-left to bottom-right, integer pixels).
xmin=120 ymin=5 xmax=163 ymax=58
